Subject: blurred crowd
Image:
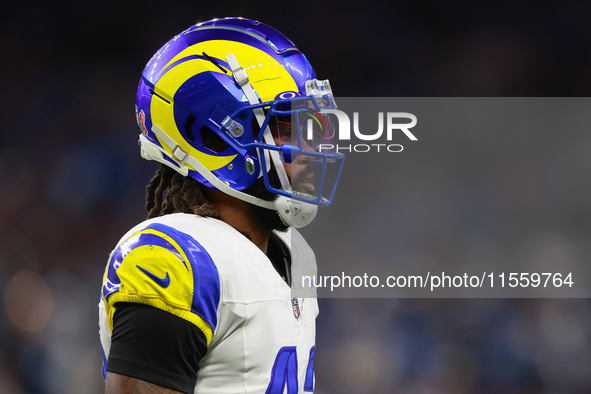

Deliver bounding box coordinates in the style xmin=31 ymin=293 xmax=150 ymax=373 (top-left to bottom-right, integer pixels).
xmin=2 ymin=1 xmax=591 ymax=392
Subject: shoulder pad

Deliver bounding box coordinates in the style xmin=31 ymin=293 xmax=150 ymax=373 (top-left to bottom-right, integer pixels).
xmin=101 ymin=223 xmax=220 ymax=344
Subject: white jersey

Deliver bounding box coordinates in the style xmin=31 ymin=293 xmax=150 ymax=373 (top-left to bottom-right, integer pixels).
xmin=98 ymin=213 xmax=318 ymax=393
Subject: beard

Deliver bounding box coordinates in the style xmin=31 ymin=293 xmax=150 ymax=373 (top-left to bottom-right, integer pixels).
xmin=243 ymin=169 xmax=290 ymax=233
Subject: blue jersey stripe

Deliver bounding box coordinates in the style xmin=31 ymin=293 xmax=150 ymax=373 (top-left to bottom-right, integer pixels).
xmin=144 ymin=223 xmax=221 ymax=332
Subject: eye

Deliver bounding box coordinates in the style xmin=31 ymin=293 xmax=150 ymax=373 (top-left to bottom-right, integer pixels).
xmin=275 ymin=119 xmax=293 ymax=144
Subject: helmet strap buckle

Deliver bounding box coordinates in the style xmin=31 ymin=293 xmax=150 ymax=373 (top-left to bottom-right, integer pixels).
xmin=172 ymin=145 xmax=188 ymax=162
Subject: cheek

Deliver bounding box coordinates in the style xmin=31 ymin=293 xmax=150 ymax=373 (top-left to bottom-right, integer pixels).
xmin=301 ymin=139 xmax=313 ymax=152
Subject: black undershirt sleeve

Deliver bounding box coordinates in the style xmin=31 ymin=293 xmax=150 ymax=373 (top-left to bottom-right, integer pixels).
xmin=107 ymin=302 xmax=208 ymax=394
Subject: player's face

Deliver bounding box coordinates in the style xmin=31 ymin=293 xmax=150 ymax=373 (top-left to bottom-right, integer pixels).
xmin=273 ymin=118 xmax=317 ymax=195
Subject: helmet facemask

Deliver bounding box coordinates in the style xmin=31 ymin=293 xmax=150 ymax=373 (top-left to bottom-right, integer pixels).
xmin=220 ymin=84 xmax=345 ymax=228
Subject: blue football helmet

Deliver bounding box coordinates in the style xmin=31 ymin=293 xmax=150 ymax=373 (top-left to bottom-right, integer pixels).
xmin=135 ymin=17 xmax=344 ymax=227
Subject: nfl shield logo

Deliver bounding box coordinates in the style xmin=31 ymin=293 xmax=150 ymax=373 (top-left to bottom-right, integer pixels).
xmin=291 ymin=298 xmax=300 ymax=320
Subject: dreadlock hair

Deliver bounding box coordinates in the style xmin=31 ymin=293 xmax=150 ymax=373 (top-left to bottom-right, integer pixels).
xmin=145 ymin=165 xmax=220 ymax=219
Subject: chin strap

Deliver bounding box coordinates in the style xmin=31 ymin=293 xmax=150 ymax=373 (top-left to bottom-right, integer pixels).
xmin=143 ymin=126 xmax=274 ymax=210
xmin=275 ymin=195 xmax=317 ymax=228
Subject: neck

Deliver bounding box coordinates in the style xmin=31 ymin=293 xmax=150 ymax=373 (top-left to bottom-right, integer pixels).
xmin=205 ymin=189 xmax=272 ymax=254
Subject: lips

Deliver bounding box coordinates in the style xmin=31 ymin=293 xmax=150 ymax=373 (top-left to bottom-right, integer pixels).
xmin=299 ymin=180 xmax=316 ymax=194
xmin=296 ymin=171 xmax=316 ymax=194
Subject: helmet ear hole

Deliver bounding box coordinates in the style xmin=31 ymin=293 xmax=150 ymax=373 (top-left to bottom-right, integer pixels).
xmin=185 ymin=116 xmax=196 ymax=142
xmin=201 ymin=125 xmax=229 ymax=153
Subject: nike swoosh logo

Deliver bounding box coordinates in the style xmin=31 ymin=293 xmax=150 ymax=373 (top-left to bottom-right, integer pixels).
xmin=136 ymin=265 xmax=171 ymax=288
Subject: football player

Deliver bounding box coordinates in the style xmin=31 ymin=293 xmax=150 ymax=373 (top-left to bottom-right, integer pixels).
xmin=98 ymin=17 xmax=344 ymax=393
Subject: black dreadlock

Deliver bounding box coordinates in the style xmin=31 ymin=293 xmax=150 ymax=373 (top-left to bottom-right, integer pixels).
xmin=145 ymin=165 xmax=220 ymax=219
xmin=145 ymin=163 xmax=289 ymax=232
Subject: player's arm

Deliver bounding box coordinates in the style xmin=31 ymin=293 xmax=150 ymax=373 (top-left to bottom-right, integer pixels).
xmin=105 ymin=302 xmax=208 ymax=394
xmin=105 ymin=372 xmax=184 ymax=394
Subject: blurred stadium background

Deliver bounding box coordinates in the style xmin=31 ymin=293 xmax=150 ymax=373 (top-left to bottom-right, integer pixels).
xmin=2 ymin=0 xmax=591 ymax=392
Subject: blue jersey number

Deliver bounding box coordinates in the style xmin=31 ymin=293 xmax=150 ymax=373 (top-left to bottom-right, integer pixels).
xmin=266 ymin=346 xmax=315 ymax=393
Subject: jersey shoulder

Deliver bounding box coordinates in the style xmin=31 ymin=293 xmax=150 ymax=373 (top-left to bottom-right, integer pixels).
xmin=101 ymin=214 xmax=221 ymax=344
